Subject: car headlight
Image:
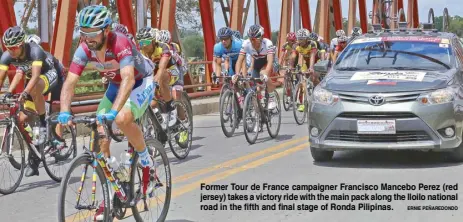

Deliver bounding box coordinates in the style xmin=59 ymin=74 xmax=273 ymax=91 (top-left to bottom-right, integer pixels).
xmin=418 ymin=87 xmax=455 ymax=105
xmin=313 ymin=87 xmax=339 ymax=105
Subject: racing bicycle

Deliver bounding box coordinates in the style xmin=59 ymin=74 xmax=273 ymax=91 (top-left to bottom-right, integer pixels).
xmin=57 ymin=111 xmax=171 ymax=222
xmin=241 ymin=76 xmax=281 ymax=144
xmin=0 ymin=94 xmax=76 ymax=194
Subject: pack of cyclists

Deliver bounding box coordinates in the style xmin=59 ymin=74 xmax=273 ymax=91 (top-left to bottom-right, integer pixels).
xmin=0 ymin=3 xmax=363 ymax=220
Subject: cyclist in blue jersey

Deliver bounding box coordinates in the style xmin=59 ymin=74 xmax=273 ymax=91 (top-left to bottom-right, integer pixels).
xmin=213 ymin=27 xmax=243 ymax=79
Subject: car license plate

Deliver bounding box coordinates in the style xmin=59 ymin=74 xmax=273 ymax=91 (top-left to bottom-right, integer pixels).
xmin=357 ymin=120 xmax=396 ymax=134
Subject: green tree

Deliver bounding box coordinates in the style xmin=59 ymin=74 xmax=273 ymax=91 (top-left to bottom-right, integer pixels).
xmin=182 ymin=34 xmax=205 ymax=59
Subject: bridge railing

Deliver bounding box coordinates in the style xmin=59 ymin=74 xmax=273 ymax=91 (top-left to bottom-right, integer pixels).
xmin=3 ymin=60 xmax=285 ymax=114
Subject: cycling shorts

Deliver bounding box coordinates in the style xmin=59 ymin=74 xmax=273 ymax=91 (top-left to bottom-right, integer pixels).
xmin=97 ymin=75 xmax=154 ymax=120
xmin=251 ymin=58 xmax=278 ymax=78
xmin=23 ymin=67 xmax=64 ymax=111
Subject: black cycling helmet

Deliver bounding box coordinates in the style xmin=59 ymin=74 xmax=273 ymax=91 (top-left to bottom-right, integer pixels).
xmin=3 ymin=26 xmax=26 ymax=47
xmin=232 ymin=30 xmax=242 ymax=39
xmin=247 ymin=24 xmax=264 ymax=38
xmin=309 ymin=32 xmax=318 ymax=41
xmin=136 ymin=27 xmax=155 ymax=41
xmin=352 ymin=27 xmax=363 ymax=36
xmin=217 ymin=27 xmax=233 ymax=38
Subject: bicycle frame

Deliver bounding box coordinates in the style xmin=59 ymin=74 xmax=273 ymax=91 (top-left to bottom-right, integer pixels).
xmin=75 ymin=121 xmax=135 ymax=208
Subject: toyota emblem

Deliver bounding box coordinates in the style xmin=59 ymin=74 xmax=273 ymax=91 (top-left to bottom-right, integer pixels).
xmin=369 ymin=95 xmax=385 ymax=106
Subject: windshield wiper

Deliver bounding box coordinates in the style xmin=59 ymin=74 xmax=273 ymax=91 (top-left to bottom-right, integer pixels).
xmin=389 ymin=67 xmax=434 ymax=71
xmin=336 ymin=67 xmax=360 ymax=71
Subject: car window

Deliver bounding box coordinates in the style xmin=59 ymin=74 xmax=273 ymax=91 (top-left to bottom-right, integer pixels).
xmin=334 ymin=37 xmax=454 ymax=71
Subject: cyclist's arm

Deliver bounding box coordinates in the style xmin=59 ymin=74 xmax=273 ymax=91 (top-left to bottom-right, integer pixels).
xmin=214 ymin=57 xmax=223 ymax=76
xmin=62 ymin=45 xmax=88 ymax=113
xmin=278 ymin=48 xmax=286 ymax=65
xmin=223 ymin=56 xmax=230 ymax=73
xmin=7 ymin=70 xmax=24 ymax=93
xmin=235 ymin=54 xmax=245 ymax=77
xmin=60 ymin=72 xmax=80 ymax=112
xmin=0 ymin=53 xmax=12 ymax=90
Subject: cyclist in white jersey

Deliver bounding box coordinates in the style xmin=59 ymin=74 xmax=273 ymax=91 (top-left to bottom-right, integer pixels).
xmin=234 ymin=24 xmax=277 ymax=109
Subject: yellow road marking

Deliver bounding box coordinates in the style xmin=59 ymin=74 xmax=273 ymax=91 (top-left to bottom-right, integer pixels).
xmin=114 ymin=142 xmax=308 ymax=221
xmin=65 ymin=137 xmax=309 ymax=222
xmin=172 ymin=136 xmax=308 ymax=184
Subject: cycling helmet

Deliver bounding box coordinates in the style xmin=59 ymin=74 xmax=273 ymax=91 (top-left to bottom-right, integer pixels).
xmin=78 ymin=5 xmax=112 ymax=29
xmin=2 ymin=26 xmax=26 ymax=47
xmin=247 ymin=24 xmax=264 ymax=38
xmin=338 ymin=35 xmax=348 ymax=43
xmin=296 ymin=28 xmax=310 ymax=40
xmin=352 ymin=27 xmax=362 ymax=36
xmin=156 ymin=30 xmax=171 ymax=43
xmin=217 ymin=27 xmax=233 ymax=38
xmin=286 ymin=32 xmax=296 ymax=41
xmin=335 ymin=29 xmax=346 ymax=37
xmin=26 ymin=34 xmax=41 ymax=45
xmin=309 ymin=32 xmax=318 ymax=41
xmin=136 ymin=27 xmax=155 ymax=40
xmin=111 ymin=23 xmax=128 ymax=34
xmin=232 ymin=30 xmax=242 ymax=40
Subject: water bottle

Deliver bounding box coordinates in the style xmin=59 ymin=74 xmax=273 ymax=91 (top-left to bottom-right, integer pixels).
xmin=107 ymin=156 xmax=120 ymax=174
xmin=153 ymin=108 xmax=163 ymax=123
xmin=32 ymin=126 xmax=40 ymax=143
xmin=117 ymin=151 xmax=132 ymax=182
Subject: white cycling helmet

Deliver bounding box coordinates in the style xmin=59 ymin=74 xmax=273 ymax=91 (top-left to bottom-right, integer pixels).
xmin=26 ymin=34 xmax=41 ymax=45
xmin=156 ymin=30 xmax=171 ymax=44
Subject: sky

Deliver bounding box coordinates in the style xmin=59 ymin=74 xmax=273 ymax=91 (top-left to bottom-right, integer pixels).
xmin=13 ymin=0 xmax=463 ymax=33
xmin=211 ymin=0 xmax=463 ymax=32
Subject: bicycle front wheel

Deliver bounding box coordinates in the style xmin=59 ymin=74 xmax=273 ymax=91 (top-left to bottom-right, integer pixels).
xmin=58 ymin=153 xmax=110 ymax=222
xmin=167 ymin=99 xmax=193 ymax=159
xmin=267 ymin=92 xmax=281 ymax=138
xmin=282 ymin=79 xmax=292 ymax=111
xmin=243 ymin=91 xmax=260 ymax=144
xmin=219 ymin=89 xmax=238 ymax=137
xmin=132 ymin=139 xmax=172 ymax=222
xmin=0 ymin=126 xmax=26 ymax=195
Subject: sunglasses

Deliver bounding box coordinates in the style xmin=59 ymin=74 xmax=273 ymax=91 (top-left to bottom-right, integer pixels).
xmin=80 ymin=29 xmax=103 ymax=38
xmin=138 ymin=39 xmax=152 ymax=47
xmin=6 ymin=44 xmax=22 ymax=51
xmin=250 ymin=37 xmax=262 ymax=41
xmin=220 ymin=37 xmax=231 ymax=42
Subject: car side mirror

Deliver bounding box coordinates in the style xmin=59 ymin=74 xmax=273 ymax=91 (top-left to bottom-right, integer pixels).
xmin=314 ymin=60 xmax=329 ymax=73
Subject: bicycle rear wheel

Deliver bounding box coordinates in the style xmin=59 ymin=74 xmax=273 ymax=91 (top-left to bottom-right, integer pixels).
xmin=0 ymin=126 xmax=26 ymax=195
xmin=292 ymin=83 xmax=307 ymax=125
xmin=58 ymin=153 xmax=110 ymax=222
xmin=167 ymin=99 xmax=193 ymax=159
xmin=243 ymin=91 xmax=260 ymax=144
xmin=131 ymin=139 xmax=171 ymax=222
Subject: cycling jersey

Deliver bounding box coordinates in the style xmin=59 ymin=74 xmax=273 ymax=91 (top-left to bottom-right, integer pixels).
xmin=0 ymin=42 xmax=63 ymax=95
xmin=239 ymin=38 xmax=277 ymax=77
xmin=281 ymin=42 xmax=297 ymax=52
xmin=214 ymin=39 xmax=242 ymax=75
xmin=296 ymin=42 xmax=317 ymax=58
xmin=335 ymin=44 xmax=346 ymax=52
xmin=70 ymin=31 xmax=152 ymax=85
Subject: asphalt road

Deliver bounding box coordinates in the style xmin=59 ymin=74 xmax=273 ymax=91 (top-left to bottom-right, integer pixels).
xmin=0 ymin=110 xmax=463 ymax=222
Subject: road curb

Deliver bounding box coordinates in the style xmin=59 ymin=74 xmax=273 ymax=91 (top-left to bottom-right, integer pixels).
xmin=72 ymin=88 xmax=284 ymax=137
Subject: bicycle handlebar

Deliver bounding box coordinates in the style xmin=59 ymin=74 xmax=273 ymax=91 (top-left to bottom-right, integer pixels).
xmin=67 ymin=114 xmax=123 ymax=142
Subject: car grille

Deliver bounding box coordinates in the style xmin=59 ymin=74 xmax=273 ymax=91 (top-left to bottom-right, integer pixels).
xmin=337 ymin=112 xmax=417 ymax=119
xmin=338 ymin=93 xmax=421 ymax=104
xmin=326 ymin=130 xmax=431 ymax=142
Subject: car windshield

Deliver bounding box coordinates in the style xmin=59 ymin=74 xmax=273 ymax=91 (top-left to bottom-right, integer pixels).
xmin=334 ymin=37 xmax=454 ymax=71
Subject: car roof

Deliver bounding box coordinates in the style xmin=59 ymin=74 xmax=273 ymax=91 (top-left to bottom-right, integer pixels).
xmin=358 ymin=29 xmax=457 ymax=40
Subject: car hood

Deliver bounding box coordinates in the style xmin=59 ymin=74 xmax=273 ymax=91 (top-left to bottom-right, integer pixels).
xmin=323 ymin=69 xmax=455 ymax=93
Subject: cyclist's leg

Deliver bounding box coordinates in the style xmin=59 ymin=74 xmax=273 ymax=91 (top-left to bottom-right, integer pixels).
xmin=95 ymin=83 xmax=119 ymax=158
xmin=115 ymin=75 xmax=155 ymax=165
xmin=171 ymin=66 xmax=185 ymax=121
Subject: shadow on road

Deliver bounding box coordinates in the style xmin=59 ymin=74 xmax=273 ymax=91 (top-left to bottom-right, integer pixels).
xmin=255 ymin=134 xmax=295 ymax=144
xmin=192 ymin=136 xmax=205 ymax=141
xmin=166 ymin=220 xmax=197 ymax=222
xmin=313 ymin=150 xmax=463 ymax=169
xmin=15 ymin=179 xmax=60 ymax=193
xmin=170 ymin=154 xmax=202 ymax=165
